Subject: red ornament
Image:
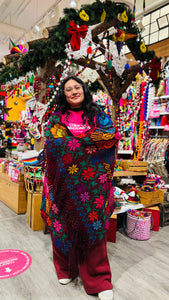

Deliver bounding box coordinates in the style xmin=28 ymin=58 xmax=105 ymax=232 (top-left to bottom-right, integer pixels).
xmin=149 ymin=58 xmax=161 ymax=82
xmin=68 ymin=20 xmax=88 ymax=51
xmin=87 ymin=46 xmax=92 ymax=54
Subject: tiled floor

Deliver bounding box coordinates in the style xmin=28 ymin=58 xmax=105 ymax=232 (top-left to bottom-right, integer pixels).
xmin=0 ymin=201 xmax=169 ymax=300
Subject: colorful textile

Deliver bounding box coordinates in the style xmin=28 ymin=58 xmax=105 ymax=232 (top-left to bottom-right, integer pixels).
xmin=41 ymin=110 xmax=120 ymax=257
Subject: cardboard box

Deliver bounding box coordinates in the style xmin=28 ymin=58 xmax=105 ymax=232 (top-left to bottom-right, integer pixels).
xmin=27 ymin=192 xmax=44 ymax=231
xmin=143 ymin=206 xmax=160 ymax=231
xmin=106 ymin=214 xmax=117 ymax=243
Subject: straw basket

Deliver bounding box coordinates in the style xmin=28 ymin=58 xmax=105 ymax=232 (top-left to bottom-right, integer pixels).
xmin=24 ymin=166 xmax=43 ymax=193
xmin=122 ymin=160 xmax=148 ymax=172
xmin=126 ymin=210 xmax=152 ymax=240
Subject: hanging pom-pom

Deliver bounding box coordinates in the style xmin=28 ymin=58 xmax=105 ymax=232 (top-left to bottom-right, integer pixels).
xmin=125 ymin=62 xmax=130 ymax=70
xmin=87 ymin=41 xmax=92 ymax=54
xmin=107 ymin=60 xmax=112 ymax=68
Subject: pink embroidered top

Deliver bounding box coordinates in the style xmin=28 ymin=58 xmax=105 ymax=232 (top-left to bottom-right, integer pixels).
xmin=61 ymin=109 xmax=92 ymax=136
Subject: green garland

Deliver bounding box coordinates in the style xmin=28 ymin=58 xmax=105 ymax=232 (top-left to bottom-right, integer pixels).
xmin=0 ymin=0 xmax=161 ymax=84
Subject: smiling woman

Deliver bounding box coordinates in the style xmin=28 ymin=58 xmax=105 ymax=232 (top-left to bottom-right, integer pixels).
xmin=64 ymin=80 xmax=84 ymax=108
xmin=41 ymin=76 xmax=120 ymax=300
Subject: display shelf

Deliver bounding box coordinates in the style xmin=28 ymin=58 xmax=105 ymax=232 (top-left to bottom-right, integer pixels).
xmin=118 ymin=150 xmax=133 ymax=155
xmin=149 ymin=126 xmax=164 ymax=129
xmin=113 ymin=203 xmax=144 ymax=215
xmin=114 ymin=170 xmax=147 ymax=177
xmin=160 ymin=95 xmax=169 ymax=99
xmin=160 ymin=112 xmax=169 ymax=115
xmin=150 ymin=97 xmax=160 ymax=101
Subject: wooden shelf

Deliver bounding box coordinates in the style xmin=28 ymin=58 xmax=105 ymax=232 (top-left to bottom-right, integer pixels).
xmin=149 ymin=126 xmax=164 ymax=129
xmin=114 ymin=171 xmax=147 ymax=177
xmin=118 ymin=150 xmax=133 ymax=154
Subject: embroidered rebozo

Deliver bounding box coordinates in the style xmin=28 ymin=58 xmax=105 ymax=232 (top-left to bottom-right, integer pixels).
xmin=41 ymin=110 xmax=120 ymax=258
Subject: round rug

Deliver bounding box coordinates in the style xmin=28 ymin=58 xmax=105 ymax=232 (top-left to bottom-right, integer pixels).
xmin=0 ymin=249 xmax=32 ymax=279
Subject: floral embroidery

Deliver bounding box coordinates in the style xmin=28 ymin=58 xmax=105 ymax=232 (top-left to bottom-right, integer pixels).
xmin=41 ymin=110 xmax=119 ymax=256
xmin=53 ymin=220 xmax=62 ymax=232
xmin=68 ymin=164 xmax=79 ymax=174
xmin=67 ymin=139 xmax=81 ymax=151
xmin=52 ymin=204 xmax=59 ymax=214
xmin=63 ymin=153 xmax=73 ymax=164
xmin=94 ymin=195 xmax=104 ymax=209
xmin=98 ymin=174 xmax=108 ymax=183
xmin=50 ymin=124 xmax=67 ymax=138
xmin=104 ymin=219 xmax=109 ymax=230
xmin=86 ymin=146 xmax=97 ymax=154
xmin=82 ymin=166 xmax=95 ymax=181
xmin=88 ymin=211 xmax=99 ymax=222
xmin=80 ymin=192 xmax=90 ymax=202
xmin=93 ymin=220 xmax=102 ymax=230
xmin=32 ymin=116 xmax=39 ymax=123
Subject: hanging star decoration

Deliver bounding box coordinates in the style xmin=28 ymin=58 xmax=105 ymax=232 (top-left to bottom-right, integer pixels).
xmin=105 ymin=28 xmax=137 ymax=56
xmin=0 ymin=106 xmax=12 ymax=116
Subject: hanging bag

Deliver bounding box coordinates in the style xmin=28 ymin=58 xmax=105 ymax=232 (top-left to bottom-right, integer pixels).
xmin=124 ymin=209 xmax=152 ymax=240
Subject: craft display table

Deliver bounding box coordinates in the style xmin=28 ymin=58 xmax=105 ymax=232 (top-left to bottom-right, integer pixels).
xmin=0 ymin=172 xmax=27 ymax=214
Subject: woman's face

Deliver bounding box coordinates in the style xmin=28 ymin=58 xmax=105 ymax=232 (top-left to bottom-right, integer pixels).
xmin=64 ymin=79 xmax=84 ymax=108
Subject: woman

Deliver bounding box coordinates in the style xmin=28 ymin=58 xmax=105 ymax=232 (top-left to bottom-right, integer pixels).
xmin=41 ymin=76 xmax=120 ymax=300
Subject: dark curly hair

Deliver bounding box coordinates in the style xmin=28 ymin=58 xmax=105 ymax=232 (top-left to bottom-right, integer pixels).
xmin=55 ymin=76 xmax=101 ymax=126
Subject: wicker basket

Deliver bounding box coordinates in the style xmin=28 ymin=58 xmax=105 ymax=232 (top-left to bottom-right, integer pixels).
xmin=24 ymin=166 xmax=43 ymax=193
xmin=126 ymin=211 xmax=151 ymax=240
xmin=136 ymin=188 xmax=164 ymax=205
xmin=122 ymin=160 xmax=148 ymax=172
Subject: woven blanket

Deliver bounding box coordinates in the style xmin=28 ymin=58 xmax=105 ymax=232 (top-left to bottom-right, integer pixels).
xmin=41 ymin=110 xmax=120 ymax=257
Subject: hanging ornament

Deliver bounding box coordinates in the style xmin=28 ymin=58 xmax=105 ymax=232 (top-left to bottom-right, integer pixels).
xmin=143 ymin=0 xmax=146 ymax=14
xmin=116 ymin=41 xmax=123 ymax=56
xmin=149 ymin=58 xmax=161 ymax=82
xmin=140 ymin=42 xmax=147 ymax=53
xmin=29 ymin=74 xmax=34 ymax=84
xmin=68 ymin=20 xmax=88 ymax=51
xmin=9 ymin=39 xmax=27 ymax=54
xmin=79 ymin=9 xmax=89 ymax=22
xmin=66 ymin=28 xmax=92 ymax=60
xmin=105 ymin=28 xmax=137 ymax=43
xmin=121 ymin=11 xmax=128 ymax=23
xmin=100 ymin=9 xmax=106 ymax=22
xmin=107 ymin=60 xmax=112 ymax=68
xmin=125 ymin=62 xmax=130 ymax=70
xmin=131 ymin=0 xmax=136 ymax=22
xmin=87 ymin=41 xmax=92 ymax=54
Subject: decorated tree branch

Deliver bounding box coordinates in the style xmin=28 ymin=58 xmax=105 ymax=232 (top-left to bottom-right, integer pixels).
xmin=0 ymin=0 xmax=161 ymax=112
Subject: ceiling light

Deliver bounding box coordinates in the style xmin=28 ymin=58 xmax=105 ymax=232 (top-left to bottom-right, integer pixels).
xmin=35 ymin=25 xmax=40 ymax=32
xmin=70 ymin=0 xmax=76 ymax=8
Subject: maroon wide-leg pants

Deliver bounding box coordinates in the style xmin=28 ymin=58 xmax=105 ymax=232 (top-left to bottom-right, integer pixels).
xmin=51 ymin=234 xmax=113 ymax=294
